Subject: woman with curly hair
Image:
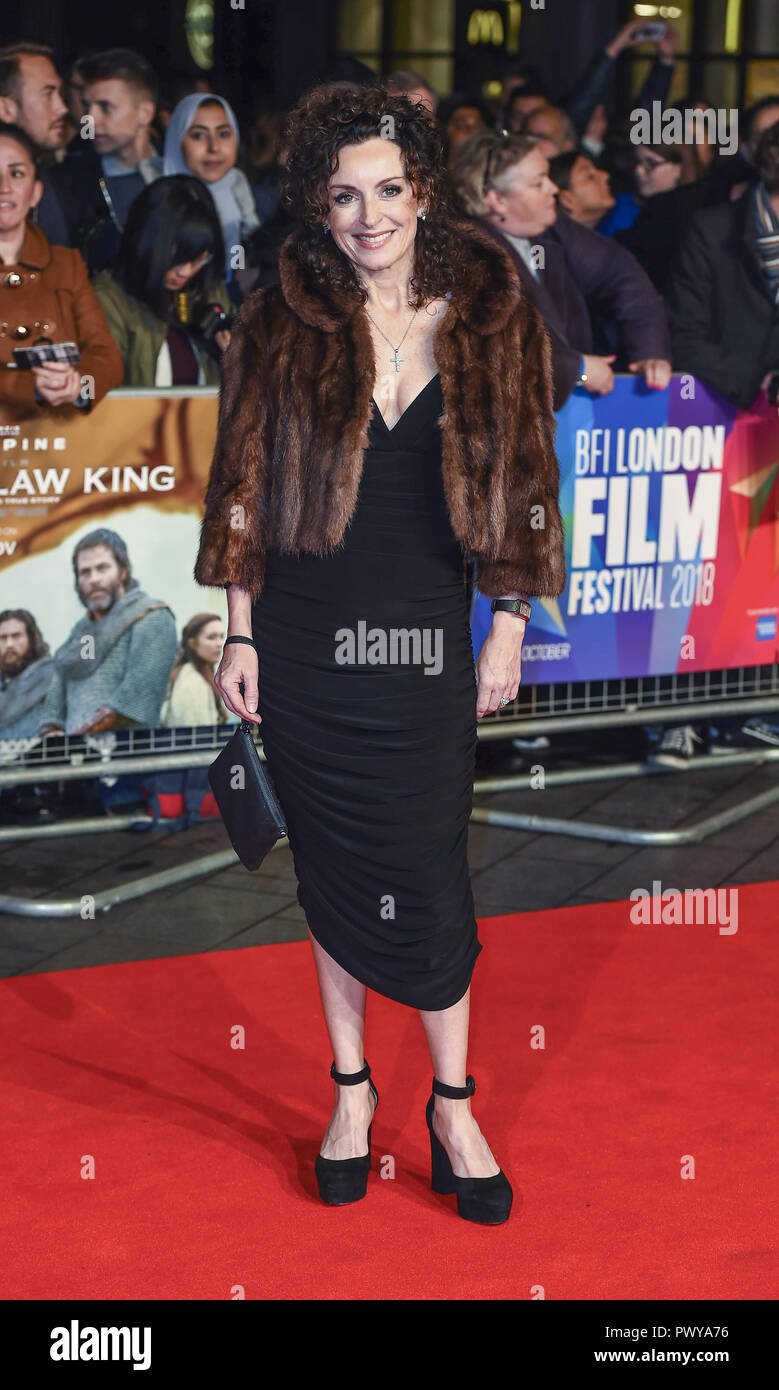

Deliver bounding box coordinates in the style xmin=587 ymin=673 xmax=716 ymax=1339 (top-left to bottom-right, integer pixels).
xmin=194 ymin=82 xmax=566 ymax=1222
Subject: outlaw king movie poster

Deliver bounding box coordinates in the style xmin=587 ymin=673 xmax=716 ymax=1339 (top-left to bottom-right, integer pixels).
xmin=2 ymin=375 xmax=778 ymax=758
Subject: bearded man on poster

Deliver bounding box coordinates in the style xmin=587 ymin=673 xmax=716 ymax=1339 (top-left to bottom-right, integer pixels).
xmin=37 ymin=528 xmax=177 ymax=736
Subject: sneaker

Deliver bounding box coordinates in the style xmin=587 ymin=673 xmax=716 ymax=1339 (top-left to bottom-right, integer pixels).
xmin=741 ymin=718 xmax=779 ymax=749
xmin=646 ymin=725 xmax=704 ymax=769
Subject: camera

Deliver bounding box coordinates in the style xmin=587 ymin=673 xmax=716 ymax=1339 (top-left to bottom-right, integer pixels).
xmin=191 ymin=302 xmax=234 ymax=348
xmin=174 ymin=297 xmax=234 ymax=360
xmin=633 ymin=21 xmax=667 ymax=42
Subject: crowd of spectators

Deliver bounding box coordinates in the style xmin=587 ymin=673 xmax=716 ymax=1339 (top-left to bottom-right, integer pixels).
xmin=1 ymin=25 xmax=778 ymax=784
xmin=0 ymin=30 xmax=777 ymax=408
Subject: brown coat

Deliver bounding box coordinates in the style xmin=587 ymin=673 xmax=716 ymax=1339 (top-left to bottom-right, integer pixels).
xmin=0 ymin=221 xmax=124 ymax=416
xmin=194 ymin=219 xmax=567 ymax=602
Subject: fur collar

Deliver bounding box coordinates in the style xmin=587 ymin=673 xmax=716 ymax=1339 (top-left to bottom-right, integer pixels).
xmin=194 ymin=213 xmax=567 ymax=603
xmin=276 ymin=217 xmax=521 ymax=335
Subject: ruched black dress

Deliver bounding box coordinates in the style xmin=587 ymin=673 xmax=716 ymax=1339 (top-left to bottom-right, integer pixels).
xmin=251 ymin=373 xmax=482 ymax=1010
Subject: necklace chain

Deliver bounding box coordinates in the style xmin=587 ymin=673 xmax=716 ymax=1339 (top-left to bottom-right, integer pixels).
xmin=365 ymin=305 xmax=418 ymax=372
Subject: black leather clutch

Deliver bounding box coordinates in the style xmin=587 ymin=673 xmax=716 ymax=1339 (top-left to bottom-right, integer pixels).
xmin=207 ymin=719 xmax=287 ymax=871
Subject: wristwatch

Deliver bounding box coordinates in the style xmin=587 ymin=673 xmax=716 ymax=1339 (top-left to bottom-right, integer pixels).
xmin=491 ymin=597 xmax=532 ymax=622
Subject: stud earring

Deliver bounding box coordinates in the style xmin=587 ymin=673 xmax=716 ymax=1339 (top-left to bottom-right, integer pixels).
xmin=418 ymin=209 xmax=427 ymax=220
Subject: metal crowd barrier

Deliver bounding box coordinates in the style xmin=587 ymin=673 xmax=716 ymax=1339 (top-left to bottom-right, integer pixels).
xmin=1 ymin=662 xmax=778 ymax=917
xmin=1 ymin=378 xmax=777 ymax=913
xmin=470 ymin=662 xmax=779 ymax=842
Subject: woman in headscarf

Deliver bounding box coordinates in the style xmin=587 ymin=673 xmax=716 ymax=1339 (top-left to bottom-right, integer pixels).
xmin=163 ymin=94 xmax=261 ymax=304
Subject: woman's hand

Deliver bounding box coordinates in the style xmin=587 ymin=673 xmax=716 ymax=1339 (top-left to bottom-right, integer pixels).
xmin=214 ymin=328 xmax=231 ymax=354
xmin=582 ymin=353 xmax=617 ymax=396
xmin=31 ymin=362 xmax=83 ymax=406
xmin=215 ymin=640 xmax=262 ymax=724
xmin=475 ymin=612 xmax=525 ymax=718
xmin=629 ymin=358 xmax=672 ymax=391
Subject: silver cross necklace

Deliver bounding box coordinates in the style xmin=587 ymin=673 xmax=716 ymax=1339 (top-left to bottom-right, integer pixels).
xmin=365 ymin=305 xmax=419 ymax=372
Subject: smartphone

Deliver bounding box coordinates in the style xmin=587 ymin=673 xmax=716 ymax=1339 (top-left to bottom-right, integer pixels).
xmin=634 ymin=21 xmax=667 ymax=42
xmin=11 ymin=341 xmax=81 ymax=370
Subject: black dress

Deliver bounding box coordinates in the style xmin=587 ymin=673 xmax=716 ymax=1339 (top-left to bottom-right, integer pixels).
xmin=251 ymin=373 xmax=482 ymax=1010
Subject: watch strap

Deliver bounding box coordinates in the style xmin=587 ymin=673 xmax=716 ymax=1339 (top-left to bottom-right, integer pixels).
xmin=491 ymin=597 xmax=532 ymax=621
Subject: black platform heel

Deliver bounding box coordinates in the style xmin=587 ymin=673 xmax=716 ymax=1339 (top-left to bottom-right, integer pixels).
xmin=426 ymin=1074 xmax=513 ymax=1225
xmin=315 ymin=1059 xmax=379 ymax=1206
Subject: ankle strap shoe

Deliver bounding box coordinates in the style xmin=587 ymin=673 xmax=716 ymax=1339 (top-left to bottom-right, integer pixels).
xmin=432 ymin=1074 xmax=476 ymax=1099
xmin=315 ymin=1059 xmax=379 ymax=1206
xmin=426 ymin=1073 xmax=512 ymax=1225
xmin=330 ymin=1059 xmax=371 ymax=1086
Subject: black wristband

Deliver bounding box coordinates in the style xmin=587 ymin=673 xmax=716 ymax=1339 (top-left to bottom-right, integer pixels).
xmin=224 ymin=634 xmax=257 ymax=651
xmin=491 ymin=597 xmax=532 ymax=622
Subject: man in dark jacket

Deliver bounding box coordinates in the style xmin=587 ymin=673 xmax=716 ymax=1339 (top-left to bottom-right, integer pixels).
xmin=0 ymin=41 xmax=70 ymax=246
xmin=615 ymin=161 xmax=748 ymax=296
xmin=665 ymin=120 xmax=779 ymax=409
xmin=53 ymin=48 xmax=162 ymax=272
xmin=473 ymin=141 xmax=671 ymax=409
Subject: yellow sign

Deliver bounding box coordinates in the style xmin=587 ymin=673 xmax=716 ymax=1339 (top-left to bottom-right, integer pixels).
xmin=467 ymin=9 xmax=505 ymax=46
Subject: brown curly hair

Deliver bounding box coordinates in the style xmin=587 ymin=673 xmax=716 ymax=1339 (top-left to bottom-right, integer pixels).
xmin=277 ymin=82 xmax=472 ymax=309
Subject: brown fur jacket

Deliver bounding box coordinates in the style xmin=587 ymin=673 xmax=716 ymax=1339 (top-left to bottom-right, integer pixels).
xmin=194 ymin=219 xmax=567 ymax=603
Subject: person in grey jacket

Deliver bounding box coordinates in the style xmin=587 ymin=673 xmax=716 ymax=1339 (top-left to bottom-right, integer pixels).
xmin=37 ymin=529 xmax=178 ymax=737
xmin=0 ymin=609 xmax=59 ymax=820
xmin=0 ymin=610 xmax=55 ymax=741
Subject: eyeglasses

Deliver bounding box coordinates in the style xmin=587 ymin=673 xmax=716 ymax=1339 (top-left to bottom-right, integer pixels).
xmin=169 ymin=250 xmax=213 ymax=275
xmin=482 ymin=129 xmax=510 ymax=197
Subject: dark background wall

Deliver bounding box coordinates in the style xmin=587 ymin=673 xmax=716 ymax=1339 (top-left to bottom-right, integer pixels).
xmin=2 ymin=0 xmax=172 ymax=64
xmin=515 ymin=0 xmax=620 ymax=101
xmin=0 ymin=0 xmax=331 ymax=113
xmin=1 ymin=0 xmax=621 ymax=117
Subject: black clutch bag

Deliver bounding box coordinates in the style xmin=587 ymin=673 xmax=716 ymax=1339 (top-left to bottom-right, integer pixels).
xmin=208 ymin=718 xmax=287 ymax=871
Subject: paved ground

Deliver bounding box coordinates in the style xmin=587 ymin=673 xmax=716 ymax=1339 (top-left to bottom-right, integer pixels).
xmin=0 ymin=727 xmax=776 ymax=979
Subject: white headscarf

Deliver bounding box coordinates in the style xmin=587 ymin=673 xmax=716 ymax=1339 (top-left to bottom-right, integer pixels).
xmin=163 ymin=93 xmax=259 ymax=264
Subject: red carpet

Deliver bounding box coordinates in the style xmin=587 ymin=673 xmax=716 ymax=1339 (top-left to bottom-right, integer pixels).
xmin=1 ymin=881 xmax=776 ymax=1301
